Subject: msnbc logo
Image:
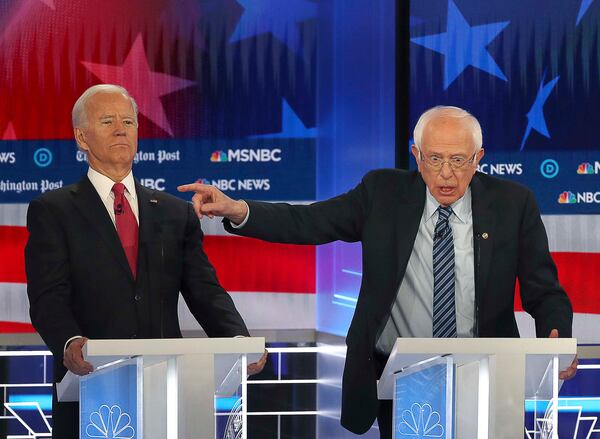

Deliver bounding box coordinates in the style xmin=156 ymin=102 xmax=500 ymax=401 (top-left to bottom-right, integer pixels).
xmin=577 ymin=162 xmax=599 ymax=174
xmin=210 ymin=148 xmax=282 ymax=163
xmin=558 ymin=191 xmax=576 ymax=204
xmin=210 ymin=150 xmax=228 ymax=162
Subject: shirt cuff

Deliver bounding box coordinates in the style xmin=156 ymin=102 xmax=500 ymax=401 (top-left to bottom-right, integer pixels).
xmin=230 ymin=201 xmax=250 ymax=229
xmin=64 ymin=335 xmax=83 ymax=353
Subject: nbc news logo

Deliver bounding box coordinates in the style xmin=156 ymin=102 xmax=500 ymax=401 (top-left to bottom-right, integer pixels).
xmin=558 ymin=190 xmax=600 ymax=204
xmin=558 ymin=191 xmax=577 ymax=204
xmin=577 ymin=162 xmax=600 ymax=175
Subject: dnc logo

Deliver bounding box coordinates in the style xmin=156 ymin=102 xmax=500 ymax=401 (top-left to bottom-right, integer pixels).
xmin=540 ymin=159 xmax=559 ymax=178
xmin=558 ymin=191 xmax=577 ymax=204
xmin=210 ymin=150 xmax=228 ymax=162
xmin=577 ymin=162 xmax=599 ymax=175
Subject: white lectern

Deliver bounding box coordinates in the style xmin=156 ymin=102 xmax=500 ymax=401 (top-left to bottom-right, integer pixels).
xmin=377 ymin=338 xmax=577 ymax=439
xmin=57 ymin=337 xmax=265 ymax=439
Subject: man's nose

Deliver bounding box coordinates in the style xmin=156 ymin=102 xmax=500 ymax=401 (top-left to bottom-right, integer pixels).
xmin=439 ymin=162 xmax=454 ymax=178
xmin=113 ymin=121 xmax=127 ymax=134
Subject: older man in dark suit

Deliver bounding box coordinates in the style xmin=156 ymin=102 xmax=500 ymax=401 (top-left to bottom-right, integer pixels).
xmin=178 ymin=105 xmax=575 ymax=438
xmin=25 ymin=84 xmax=266 ymax=439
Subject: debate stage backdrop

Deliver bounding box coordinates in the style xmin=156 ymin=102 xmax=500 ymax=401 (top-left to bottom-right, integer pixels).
xmin=0 ymin=1 xmax=600 ymax=437
xmin=409 ymin=0 xmax=600 ymax=342
xmin=0 ymin=0 xmax=319 ymax=333
xmin=1 ymin=0 xmax=599 ymax=346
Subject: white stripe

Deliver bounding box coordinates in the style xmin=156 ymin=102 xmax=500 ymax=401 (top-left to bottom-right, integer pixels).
xmin=0 ymin=283 xmax=30 ymax=323
xmin=178 ymin=292 xmax=316 ymax=330
xmin=542 ymin=215 xmax=600 ymax=253
xmin=516 ymin=311 xmax=600 ymax=343
xmin=198 ymin=217 xmax=229 ymax=236
xmin=1 ymin=283 xmax=316 ymax=330
xmin=0 ymin=204 xmax=28 ymax=227
xmin=3 ymin=281 xmax=598 ymax=343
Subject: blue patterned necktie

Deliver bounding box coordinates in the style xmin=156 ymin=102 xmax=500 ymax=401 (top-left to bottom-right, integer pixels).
xmin=432 ymin=206 xmax=457 ymax=338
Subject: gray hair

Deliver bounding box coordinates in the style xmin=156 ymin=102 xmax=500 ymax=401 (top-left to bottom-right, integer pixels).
xmin=72 ymin=84 xmax=139 ymax=128
xmin=413 ymin=106 xmax=483 ymax=151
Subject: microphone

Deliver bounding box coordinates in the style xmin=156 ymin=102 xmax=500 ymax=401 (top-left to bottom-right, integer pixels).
xmin=115 ymin=203 xmax=123 ymax=215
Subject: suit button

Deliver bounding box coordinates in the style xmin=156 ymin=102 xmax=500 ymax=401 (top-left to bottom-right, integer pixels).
xmin=135 ymin=295 xmax=141 ymax=301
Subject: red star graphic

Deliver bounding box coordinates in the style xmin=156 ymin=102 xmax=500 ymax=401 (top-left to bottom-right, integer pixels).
xmin=2 ymin=122 xmax=17 ymax=140
xmin=81 ymin=35 xmax=195 ymax=136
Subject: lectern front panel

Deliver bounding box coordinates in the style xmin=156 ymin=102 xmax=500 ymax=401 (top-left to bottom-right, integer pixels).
xmin=79 ymin=358 xmax=142 ymax=439
xmin=393 ymin=356 xmax=455 ymax=438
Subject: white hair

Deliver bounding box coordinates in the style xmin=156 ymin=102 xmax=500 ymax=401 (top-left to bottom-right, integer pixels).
xmin=413 ymin=106 xmax=483 ymax=151
xmin=72 ymin=84 xmax=138 ymax=128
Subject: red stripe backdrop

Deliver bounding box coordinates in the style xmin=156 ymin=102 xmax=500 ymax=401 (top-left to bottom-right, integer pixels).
xmin=203 ymin=236 xmax=315 ymax=293
xmin=1 ymin=225 xmax=596 ymax=309
xmin=0 ymin=226 xmax=28 ymax=283
xmin=0 ymin=226 xmax=315 ymax=293
xmin=515 ymin=252 xmax=600 ymax=313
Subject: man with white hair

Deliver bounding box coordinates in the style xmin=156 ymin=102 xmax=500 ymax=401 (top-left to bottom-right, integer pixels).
xmin=25 ymin=84 xmax=266 ymax=438
xmin=178 ymin=105 xmax=574 ymax=438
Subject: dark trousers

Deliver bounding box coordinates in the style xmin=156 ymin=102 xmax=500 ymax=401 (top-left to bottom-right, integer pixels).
xmin=374 ymin=350 xmax=393 ymax=439
xmin=377 ymin=399 xmax=393 ymax=439
xmin=52 ymin=385 xmax=78 ymax=439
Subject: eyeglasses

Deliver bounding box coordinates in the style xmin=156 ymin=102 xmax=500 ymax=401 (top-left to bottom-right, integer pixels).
xmin=418 ymin=149 xmax=477 ymax=171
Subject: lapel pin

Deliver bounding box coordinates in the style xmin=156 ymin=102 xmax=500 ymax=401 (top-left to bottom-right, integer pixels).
xmin=482 ymin=232 xmax=489 ymax=239
xmin=149 ymin=199 xmax=158 ymax=204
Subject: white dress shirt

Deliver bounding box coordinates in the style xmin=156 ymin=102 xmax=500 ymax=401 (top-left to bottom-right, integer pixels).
xmin=87 ymin=167 xmax=139 ymax=225
xmin=375 ymin=187 xmax=475 ymax=355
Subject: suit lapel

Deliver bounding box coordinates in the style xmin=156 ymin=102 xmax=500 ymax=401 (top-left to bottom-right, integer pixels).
xmin=394 ymin=172 xmax=426 ymax=284
xmin=470 ymin=173 xmax=496 ymax=332
xmin=70 ymin=176 xmax=133 ymax=280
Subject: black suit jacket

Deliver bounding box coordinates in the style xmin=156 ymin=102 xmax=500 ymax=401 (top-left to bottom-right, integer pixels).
xmin=225 ymin=169 xmax=572 ymax=434
xmin=25 ymin=175 xmax=248 ymax=438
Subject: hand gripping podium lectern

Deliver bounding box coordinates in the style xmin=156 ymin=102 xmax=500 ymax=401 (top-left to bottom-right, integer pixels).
xmin=377 ymin=338 xmax=577 ymax=439
xmin=57 ymin=337 xmax=265 ymax=439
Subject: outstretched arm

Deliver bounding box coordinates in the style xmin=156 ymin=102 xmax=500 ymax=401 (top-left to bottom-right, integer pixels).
xmin=179 ymin=173 xmax=373 ymax=245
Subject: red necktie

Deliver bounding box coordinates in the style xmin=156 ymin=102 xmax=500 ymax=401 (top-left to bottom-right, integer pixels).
xmin=112 ymin=183 xmax=139 ymax=278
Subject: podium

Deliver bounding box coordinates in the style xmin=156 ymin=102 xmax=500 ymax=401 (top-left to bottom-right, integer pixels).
xmin=57 ymin=337 xmax=265 ymax=439
xmin=377 ymin=338 xmax=577 ymax=439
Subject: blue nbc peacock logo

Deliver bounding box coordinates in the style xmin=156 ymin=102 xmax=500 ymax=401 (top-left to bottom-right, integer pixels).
xmin=398 ymin=403 xmax=444 ymax=437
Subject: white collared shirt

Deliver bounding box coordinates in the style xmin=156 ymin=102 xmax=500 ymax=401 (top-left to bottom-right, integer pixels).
xmin=87 ymin=167 xmax=139 ymax=226
xmin=375 ymin=187 xmax=475 ymax=354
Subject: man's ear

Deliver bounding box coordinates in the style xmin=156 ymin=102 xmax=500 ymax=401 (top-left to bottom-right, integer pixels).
xmin=74 ymin=128 xmax=88 ymax=151
xmin=476 ymin=147 xmax=485 ymax=164
xmin=411 ymin=144 xmax=421 ymax=170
